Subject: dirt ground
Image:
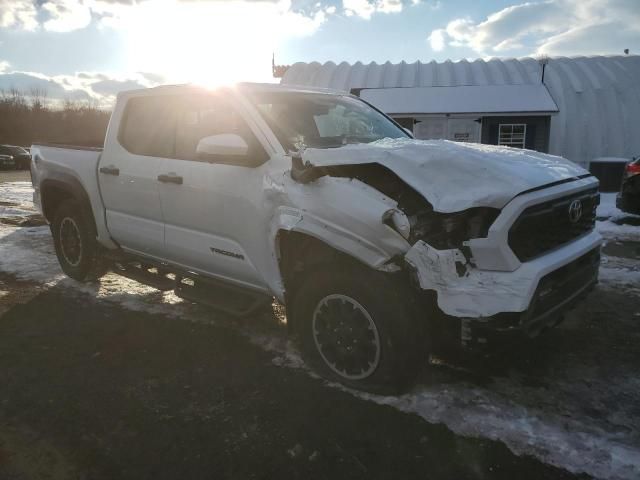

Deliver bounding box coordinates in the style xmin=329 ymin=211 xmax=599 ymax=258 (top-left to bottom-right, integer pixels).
xmin=0 ymin=175 xmax=639 ymax=479
xmin=0 ymin=273 xmax=585 ymax=480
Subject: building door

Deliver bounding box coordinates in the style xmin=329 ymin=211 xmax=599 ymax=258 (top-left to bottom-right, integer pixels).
xmin=446 ymin=118 xmax=481 ymax=143
xmin=413 ymin=117 xmax=447 ymax=140
xmin=412 ymin=116 xmax=481 ymax=143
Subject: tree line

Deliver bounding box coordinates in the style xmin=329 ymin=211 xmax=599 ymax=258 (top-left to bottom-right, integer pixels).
xmin=0 ymin=88 xmax=111 ymax=148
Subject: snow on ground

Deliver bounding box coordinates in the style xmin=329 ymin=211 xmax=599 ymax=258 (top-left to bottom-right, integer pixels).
xmin=1 ymin=182 xmax=640 ymax=480
xmin=596 ymin=193 xmax=640 ymax=292
xmin=597 ymin=192 xmax=640 ymax=240
xmin=0 ymin=182 xmax=36 ymax=218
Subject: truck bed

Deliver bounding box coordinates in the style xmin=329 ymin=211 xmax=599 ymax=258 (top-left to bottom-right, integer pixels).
xmin=32 ymin=142 xmax=103 ymax=152
xmin=30 ymin=143 xmax=108 ymax=242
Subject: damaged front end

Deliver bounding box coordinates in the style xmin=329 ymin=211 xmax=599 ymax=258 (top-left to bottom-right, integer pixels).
xmin=291 ymin=150 xmax=496 ymax=269
xmin=289 ymin=152 xmax=602 ymax=349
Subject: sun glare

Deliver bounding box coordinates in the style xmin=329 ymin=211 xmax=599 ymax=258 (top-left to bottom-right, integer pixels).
xmin=123 ymin=0 xmax=319 ymax=87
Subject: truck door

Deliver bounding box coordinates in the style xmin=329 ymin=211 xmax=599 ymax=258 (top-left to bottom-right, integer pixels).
xmin=98 ymin=95 xmax=174 ymax=258
xmin=157 ymin=94 xmax=270 ymax=290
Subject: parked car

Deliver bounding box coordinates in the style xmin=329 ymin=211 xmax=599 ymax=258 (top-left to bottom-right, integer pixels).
xmin=616 ymin=157 xmax=640 ymax=215
xmin=0 ymin=154 xmax=15 ymax=170
xmin=0 ymin=145 xmax=31 ymax=170
xmin=30 ymin=83 xmax=602 ymax=392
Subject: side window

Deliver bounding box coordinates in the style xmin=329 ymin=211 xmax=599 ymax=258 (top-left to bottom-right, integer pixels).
xmin=174 ymin=96 xmax=267 ymax=166
xmin=118 ymin=96 xmax=176 ymax=158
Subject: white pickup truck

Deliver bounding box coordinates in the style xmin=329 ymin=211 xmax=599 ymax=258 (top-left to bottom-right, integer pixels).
xmin=31 ymin=83 xmax=602 ymax=391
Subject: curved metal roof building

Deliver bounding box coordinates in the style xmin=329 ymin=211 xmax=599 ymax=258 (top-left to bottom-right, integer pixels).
xmin=281 ymin=56 xmax=640 ymax=166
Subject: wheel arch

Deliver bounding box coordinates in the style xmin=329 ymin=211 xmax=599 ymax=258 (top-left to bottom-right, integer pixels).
xmin=41 ymin=175 xmax=97 ymax=235
xmin=274 ymin=224 xmax=401 ymax=331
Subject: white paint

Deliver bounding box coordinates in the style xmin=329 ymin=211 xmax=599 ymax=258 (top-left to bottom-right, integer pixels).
xmin=407 ymin=230 xmax=601 ymax=318
xmin=302 ymin=137 xmax=588 ymax=213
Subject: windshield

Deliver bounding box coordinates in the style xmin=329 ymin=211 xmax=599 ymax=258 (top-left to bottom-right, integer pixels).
xmin=248 ymin=91 xmax=408 ymax=150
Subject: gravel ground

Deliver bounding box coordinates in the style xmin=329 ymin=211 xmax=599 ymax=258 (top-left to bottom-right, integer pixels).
xmin=0 ymin=177 xmax=639 ymax=480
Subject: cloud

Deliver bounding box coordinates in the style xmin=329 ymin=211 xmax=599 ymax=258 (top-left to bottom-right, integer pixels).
xmin=0 ymin=60 xmax=10 ymax=73
xmin=0 ymin=0 xmax=38 ymax=30
xmin=342 ymin=0 xmax=408 ymax=20
xmin=0 ymin=0 xmax=344 ymax=33
xmin=89 ymin=78 xmax=146 ymax=95
xmin=0 ymin=72 xmax=91 ymax=102
xmin=0 ymin=69 xmax=162 ymax=107
xmin=42 ymin=0 xmax=92 ymax=32
xmin=428 ymin=0 xmax=640 ymax=57
xmin=428 ymin=28 xmax=445 ymax=51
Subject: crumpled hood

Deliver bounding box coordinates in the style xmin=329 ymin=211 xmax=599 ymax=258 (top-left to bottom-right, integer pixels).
xmin=302 ymin=138 xmax=589 ymax=213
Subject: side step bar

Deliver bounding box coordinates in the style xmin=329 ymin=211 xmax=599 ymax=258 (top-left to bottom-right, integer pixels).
xmin=103 ymin=250 xmax=272 ymax=317
xmin=112 ymin=261 xmax=175 ymax=291
xmin=175 ymin=275 xmax=272 ymax=317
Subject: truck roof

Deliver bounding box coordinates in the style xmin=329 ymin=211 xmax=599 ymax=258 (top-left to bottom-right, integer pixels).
xmin=117 ymin=82 xmax=346 ymax=99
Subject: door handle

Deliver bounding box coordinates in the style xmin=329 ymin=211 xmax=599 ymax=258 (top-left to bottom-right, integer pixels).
xmin=157 ymin=173 xmax=183 ymax=185
xmin=99 ymin=165 xmax=119 ymax=176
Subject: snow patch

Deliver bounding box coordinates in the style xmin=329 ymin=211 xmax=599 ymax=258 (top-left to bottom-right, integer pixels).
xmin=0 ymin=181 xmax=36 ymax=218
xmin=359 ymin=384 xmax=640 ymax=480
xmin=597 ymin=193 xmax=640 ymax=241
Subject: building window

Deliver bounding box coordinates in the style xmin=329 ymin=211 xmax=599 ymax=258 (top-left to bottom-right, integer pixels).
xmin=498 ymin=124 xmax=526 ymax=148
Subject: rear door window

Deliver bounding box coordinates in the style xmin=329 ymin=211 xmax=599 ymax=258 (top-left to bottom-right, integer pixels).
xmin=119 ymin=96 xmax=176 ymax=158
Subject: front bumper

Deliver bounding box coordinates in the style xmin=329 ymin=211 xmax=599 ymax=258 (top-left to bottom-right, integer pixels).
xmin=461 ymin=247 xmax=599 ymax=348
xmin=406 ymin=229 xmax=603 ymax=319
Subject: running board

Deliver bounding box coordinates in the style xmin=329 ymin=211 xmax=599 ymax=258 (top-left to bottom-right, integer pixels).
xmin=174 ymin=276 xmax=271 ymax=317
xmin=112 ymin=261 xmax=175 ymax=291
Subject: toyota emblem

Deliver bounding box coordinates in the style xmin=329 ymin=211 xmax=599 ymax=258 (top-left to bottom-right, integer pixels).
xmin=568 ymin=199 xmax=583 ymax=223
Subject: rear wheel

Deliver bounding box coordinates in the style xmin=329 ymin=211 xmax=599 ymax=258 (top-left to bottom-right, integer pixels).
xmin=291 ymin=264 xmax=428 ymax=393
xmin=51 ymin=199 xmax=108 ymax=281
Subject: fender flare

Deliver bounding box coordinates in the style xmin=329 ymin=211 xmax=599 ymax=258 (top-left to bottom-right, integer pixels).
xmin=266 ymin=207 xmax=401 ymax=301
xmin=40 ymin=173 xmax=96 ymax=234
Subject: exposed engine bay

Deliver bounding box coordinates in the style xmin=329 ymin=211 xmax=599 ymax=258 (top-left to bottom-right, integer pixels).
xmin=291 ymin=154 xmax=499 ymax=254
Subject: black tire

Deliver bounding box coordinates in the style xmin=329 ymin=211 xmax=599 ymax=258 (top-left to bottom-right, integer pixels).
xmin=291 ymin=264 xmax=428 ymax=394
xmin=51 ymin=199 xmax=108 ymax=281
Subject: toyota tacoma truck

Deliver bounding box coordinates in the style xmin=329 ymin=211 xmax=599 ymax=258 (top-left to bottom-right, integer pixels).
xmin=30 ymin=83 xmax=602 ymax=392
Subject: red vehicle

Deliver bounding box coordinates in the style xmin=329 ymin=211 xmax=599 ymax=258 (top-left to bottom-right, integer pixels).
xmin=617 ymin=157 xmax=640 ymax=215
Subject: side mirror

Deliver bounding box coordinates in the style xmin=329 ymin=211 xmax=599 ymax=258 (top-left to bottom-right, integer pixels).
xmin=196 ymin=134 xmax=248 ymax=158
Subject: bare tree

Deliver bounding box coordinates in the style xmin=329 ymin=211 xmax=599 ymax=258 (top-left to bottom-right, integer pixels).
xmin=0 ymin=87 xmax=111 ymax=148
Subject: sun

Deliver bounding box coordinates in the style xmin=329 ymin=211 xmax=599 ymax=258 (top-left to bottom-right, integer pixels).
xmin=123 ymin=0 xmax=284 ymax=87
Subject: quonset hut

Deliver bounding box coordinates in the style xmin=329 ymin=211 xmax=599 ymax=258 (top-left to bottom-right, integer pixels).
xmin=280 ymin=55 xmax=640 ymax=170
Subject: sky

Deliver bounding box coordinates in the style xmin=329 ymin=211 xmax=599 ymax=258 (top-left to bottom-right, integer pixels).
xmin=0 ymin=0 xmax=639 ymax=106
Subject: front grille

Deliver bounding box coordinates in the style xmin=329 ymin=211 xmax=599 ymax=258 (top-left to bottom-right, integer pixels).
xmin=509 ymin=187 xmax=599 ymax=262
xmin=529 ymin=247 xmax=600 ymax=321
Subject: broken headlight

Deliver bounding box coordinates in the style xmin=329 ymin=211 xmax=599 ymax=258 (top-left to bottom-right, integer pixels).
xmin=408 ymin=207 xmax=500 ymax=250
xmin=383 ymin=209 xmax=411 ymax=240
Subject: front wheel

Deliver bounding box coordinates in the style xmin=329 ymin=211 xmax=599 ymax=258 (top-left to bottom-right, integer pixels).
xmin=291 ymin=265 xmax=428 ymax=393
xmin=51 ymin=199 xmax=108 ymax=282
